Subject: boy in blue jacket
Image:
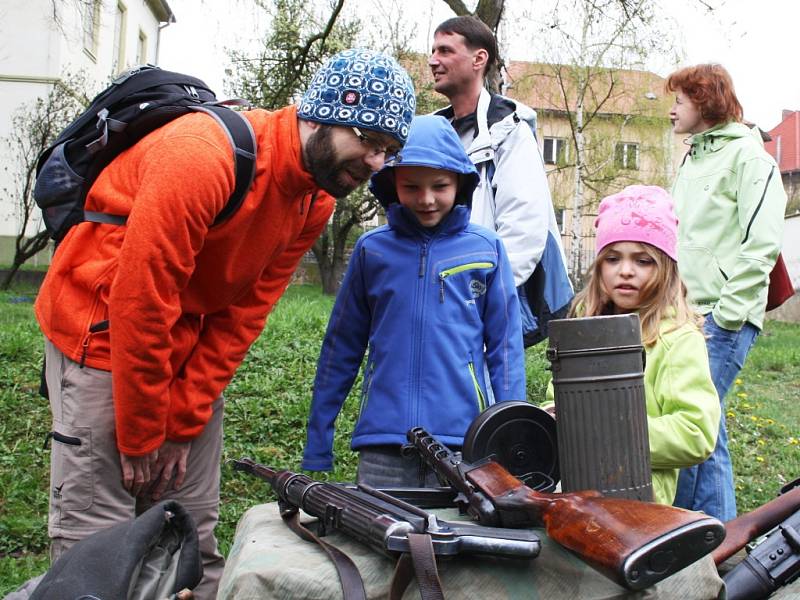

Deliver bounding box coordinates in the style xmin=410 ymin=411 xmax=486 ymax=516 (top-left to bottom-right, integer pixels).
xmin=301 ymin=115 xmax=526 ymax=486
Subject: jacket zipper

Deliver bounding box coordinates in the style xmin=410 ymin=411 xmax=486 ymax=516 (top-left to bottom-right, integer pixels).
xmin=418 ymin=241 xmax=429 ymax=278
xmin=743 ymin=166 xmax=775 ymax=244
xmin=412 ymin=238 xmax=433 ymax=428
xmin=79 ymin=319 xmax=109 ymax=368
xmin=438 ymin=262 xmax=494 ymax=302
xmin=467 ymin=360 xmax=486 ymax=412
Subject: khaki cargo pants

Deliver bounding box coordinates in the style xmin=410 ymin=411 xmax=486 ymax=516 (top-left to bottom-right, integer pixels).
xmin=44 ymin=340 xmax=224 ymax=600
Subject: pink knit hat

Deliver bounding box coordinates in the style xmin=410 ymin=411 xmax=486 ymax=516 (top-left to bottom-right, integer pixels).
xmin=594 ymin=185 xmax=678 ymax=260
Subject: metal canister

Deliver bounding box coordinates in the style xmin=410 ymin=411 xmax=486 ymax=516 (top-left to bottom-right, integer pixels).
xmin=546 ymin=313 xmax=653 ymax=501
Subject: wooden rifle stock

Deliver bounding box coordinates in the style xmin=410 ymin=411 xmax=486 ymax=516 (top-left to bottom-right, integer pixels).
xmin=467 ymin=462 xmax=724 ymax=590
xmin=407 ymin=427 xmax=725 ymax=591
xmin=712 ymin=482 xmax=800 ymax=565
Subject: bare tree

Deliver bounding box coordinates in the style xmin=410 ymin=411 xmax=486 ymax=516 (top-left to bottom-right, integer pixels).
xmin=227 ymin=0 xmax=377 ymax=295
xmin=313 ymin=186 xmax=382 ymax=294
xmin=48 ymin=0 xmax=94 ymax=38
xmin=1 ymin=74 xmax=89 ymax=289
xmin=520 ymin=0 xmax=681 ymax=280
xmin=226 ymin=0 xmax=354 ymax=108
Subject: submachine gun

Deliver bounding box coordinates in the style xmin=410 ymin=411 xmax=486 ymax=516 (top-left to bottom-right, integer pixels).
xmin=717 ymin=478 xmax=800 ymax=600
xmin=232 ymin=458 xmax=540 ymax=600
xmin=407 ymin=426 xmax=726 ymax=591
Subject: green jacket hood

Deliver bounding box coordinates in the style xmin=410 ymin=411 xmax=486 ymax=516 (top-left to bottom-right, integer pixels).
xmin=687 ymin=122 xmax=762 ymax=158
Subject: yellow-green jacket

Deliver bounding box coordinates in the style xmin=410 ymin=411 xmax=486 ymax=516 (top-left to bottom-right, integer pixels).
xmin=672 ymin=122 xmax=786 ymax=331
xmin=546 ymin=319 xmax=719 ymax=505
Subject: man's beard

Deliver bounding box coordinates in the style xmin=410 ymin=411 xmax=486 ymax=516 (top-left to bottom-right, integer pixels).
xmin=303 ymin=126 xmax=372 ymax=198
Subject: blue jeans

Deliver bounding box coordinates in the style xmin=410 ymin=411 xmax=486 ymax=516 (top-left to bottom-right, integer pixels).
xmin=673 ymin=315 xmax=758 ymax=521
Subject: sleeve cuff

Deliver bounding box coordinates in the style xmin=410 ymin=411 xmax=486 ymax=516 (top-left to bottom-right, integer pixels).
xmin=710 ymin=309 xmax=745 ymax=332
xmin=301 ymin=455 xmax=334 ymax=471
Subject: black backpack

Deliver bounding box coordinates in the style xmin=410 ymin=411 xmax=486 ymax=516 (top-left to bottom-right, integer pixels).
xmin=33 ymin=64 xmax=257 ymax=241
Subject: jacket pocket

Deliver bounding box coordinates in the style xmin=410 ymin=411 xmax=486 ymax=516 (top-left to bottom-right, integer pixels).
xmin=467 ymin=360 xmax=487 ymax=412
xmin=359 ymin=351 xmax=376 ymax=418
xmin=679 ymin=245 xmax=727 ymax=306
xmin=437 ymin=261 xmax=494 ymax=323
xmin=49 ymin=422 xmax=93 ymax=512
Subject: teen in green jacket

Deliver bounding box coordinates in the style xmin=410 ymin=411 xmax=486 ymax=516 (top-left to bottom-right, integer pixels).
xmin=668 ymin=64 xmax=786 ymax=521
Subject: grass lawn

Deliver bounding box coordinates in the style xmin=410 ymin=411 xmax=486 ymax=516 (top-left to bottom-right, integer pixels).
xmin=0 ymin=283 xmax=798 ymax=594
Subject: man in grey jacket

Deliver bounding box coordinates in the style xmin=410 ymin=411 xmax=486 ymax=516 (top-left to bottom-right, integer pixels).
xmin=430 ymin=16 xmax=572 ymax=349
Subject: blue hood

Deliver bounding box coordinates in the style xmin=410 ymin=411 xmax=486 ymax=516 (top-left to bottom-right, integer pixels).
xmin=369 ymin=115 xmax=479 ymax=208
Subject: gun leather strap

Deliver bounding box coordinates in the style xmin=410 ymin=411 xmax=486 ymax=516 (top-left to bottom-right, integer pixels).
xmin=389 ymin=533 xmax=445 ymax=600
xmin=280 ymin=506 xmax=367 ymax=600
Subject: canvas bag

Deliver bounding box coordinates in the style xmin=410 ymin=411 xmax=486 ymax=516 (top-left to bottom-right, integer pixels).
xmin=28 ymin=500 xmax=202 ymax=600
xmin=33 ymin=64 xmax=256 ymax=242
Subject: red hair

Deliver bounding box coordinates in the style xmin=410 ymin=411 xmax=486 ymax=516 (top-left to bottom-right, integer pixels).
xmin=666 ymin=64 xmax=743 ymax=126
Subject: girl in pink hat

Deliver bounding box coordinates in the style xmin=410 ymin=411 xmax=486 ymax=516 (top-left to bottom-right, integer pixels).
xmin=569 ymin=185 xmax=720 ymax=505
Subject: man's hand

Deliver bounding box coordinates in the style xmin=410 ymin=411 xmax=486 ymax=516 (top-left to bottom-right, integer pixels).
xmin=150 ymin=440 xmax=191 ymax=501
xmin=120 ymin=450 xmax=159 ymax=497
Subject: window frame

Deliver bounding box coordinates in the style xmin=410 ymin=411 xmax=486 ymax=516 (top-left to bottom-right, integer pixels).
xmin=136 ymin=28 xmax=148 ymax=65
xmin=82 ymin=0 xmax=102 ymax=60
xmin=543 ymin=136 xmax=568 ymax=166
xmin=112 ymin=1 xmax=128 ymax=76
xmin=615 ymin=142 xmax=640 ymax=170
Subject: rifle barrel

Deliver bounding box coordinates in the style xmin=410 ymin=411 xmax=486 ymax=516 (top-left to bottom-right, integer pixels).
xmin=230 ymin=458 xmax=277 ymax=484
xmin=713 ymin=484 xmax=800 ymax=565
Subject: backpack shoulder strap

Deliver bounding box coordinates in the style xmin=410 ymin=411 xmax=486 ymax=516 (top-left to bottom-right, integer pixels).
xmin=190 ymin=105 xmax=257 ymax=225
xmin=84 ymin=106 xmax=257 ymax=228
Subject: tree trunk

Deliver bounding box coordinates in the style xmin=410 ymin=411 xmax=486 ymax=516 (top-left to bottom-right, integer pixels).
xmin=2 ymin=256 xmax=28 ymax=290
xmin=569 ymin=101 xmax=585 ymax=282
xmin=3 ymin=231 xmax=51 ymax=290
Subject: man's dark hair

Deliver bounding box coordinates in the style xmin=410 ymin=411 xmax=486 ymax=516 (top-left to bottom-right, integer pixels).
xmin=435 ymin=16 xmax=498 ymax=74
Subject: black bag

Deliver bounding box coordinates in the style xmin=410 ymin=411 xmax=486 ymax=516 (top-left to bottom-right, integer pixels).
xmin=29 ymin=500 xmax=202 ymax=600
xmin=34 ymin=64 xmax=256 ymax=241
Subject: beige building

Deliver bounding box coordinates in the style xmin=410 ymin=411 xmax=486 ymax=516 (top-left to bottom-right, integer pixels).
xmin=504 ymin=61 xmax=685 ymax=273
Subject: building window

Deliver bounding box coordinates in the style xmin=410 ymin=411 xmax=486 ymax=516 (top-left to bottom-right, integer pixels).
xmin=82 ymin=0 xmax=102 ymax=58
xmin=543 ymin=137 xmax=567 ymax=165
xmin=112 ymin=2 xmax=127 ymax=76
xmin=556 ymin=208 xmax=567 ymax=235
xmin=615 ymin=142 xmax=639 ymax=170
xmin=776 ymin=135 xmax=782 ymax=165
xmin=136 ymin=29 xmax=148 ymax=64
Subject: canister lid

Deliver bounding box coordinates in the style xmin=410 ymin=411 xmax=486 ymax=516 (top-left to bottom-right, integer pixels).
xmin=547 ymin=313 xmax=642 ymax=354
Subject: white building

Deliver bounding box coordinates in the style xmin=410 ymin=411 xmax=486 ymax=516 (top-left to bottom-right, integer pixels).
xmin=0 ymin=0 xmax=174 ymax=264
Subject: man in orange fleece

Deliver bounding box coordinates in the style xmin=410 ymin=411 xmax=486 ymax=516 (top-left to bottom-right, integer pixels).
xmin=34 ymin=49 xmax=415 ymax=599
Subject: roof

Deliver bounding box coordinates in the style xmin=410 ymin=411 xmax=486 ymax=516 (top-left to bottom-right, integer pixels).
xmin=146 ymin=0 xmax=175 ymax=23
xmin=765 ymin=111 xmax=800 ymax=173
xmin=504 ymin=61 xmax=671 ymax=119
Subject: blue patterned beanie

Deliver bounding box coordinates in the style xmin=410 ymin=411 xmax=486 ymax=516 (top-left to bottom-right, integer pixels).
xmin=298 ymin=48 xmax=416 ymax=144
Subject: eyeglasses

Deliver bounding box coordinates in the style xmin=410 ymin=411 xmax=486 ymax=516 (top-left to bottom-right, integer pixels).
xmin=351 ymin=127 xmax=402 ymax=161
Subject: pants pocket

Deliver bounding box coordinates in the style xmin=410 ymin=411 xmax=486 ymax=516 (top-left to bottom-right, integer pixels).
xmin=50 ymin=423 xmax=93 ymax=512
